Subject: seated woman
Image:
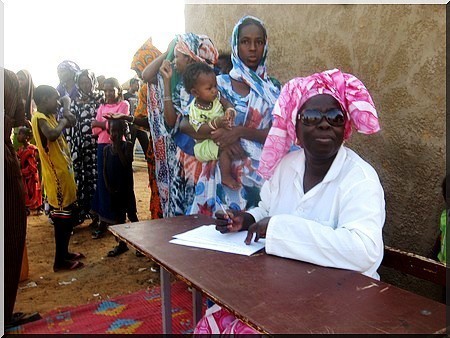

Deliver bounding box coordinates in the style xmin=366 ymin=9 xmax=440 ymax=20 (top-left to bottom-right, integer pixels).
xmin=195 ymin=69 xmax=384 ymax=334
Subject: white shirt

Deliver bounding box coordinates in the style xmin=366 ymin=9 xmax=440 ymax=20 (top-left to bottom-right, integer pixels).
xmin=248 ymin=146 xmax=385 ymax=279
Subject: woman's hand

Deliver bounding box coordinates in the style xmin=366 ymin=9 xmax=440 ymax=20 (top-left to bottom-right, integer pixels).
xmin=58 ymin=96 xmax=71 ymax=110
xmin=60 ymin=96 xmax=75 ymax=126
xmin=244 ymin=217 xmax=271 ymax=245
xmin=159 ymin=60 xmax=173 ymax=81
xmin=226 ymin=142 xmax=247 ymax=160
xmin=91 ymin=120 xmax=106 ymax=129
xmin=211 ymin=126 xmax=241 ymax=147
xmin=105 ymin=113 xmax=127 ymax=120
xmin=215 ymin=209 xmax=255 ymax=234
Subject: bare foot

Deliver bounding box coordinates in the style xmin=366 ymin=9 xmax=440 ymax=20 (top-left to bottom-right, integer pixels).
xmin=222 ymin=175 xmax=241 ymax=190
xmin=66 ymin=252 xmax=86 ymax=260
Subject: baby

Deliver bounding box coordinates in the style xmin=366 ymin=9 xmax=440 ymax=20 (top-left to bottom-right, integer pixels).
xmin=184 ymin=62 xmax=241 ymax=189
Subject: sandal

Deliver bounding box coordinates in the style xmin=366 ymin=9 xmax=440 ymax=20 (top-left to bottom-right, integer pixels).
xmin=91 ymin=230 xmax=105 ymax=239
xmin=88 ymin=219 xmax=99 ymax=229
xmin=5 ymin=312 xmax=42 ymax=329
xmin=53 ymin=260 xmax=84 ymax=272
xmin=107 ymin=243 xmax=129 ymax=257
xmin=66 ymin=252 xmax=85 ymax=260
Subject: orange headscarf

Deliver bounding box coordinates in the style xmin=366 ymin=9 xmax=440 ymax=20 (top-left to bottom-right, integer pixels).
xmin=131 ymin=38 xmax=162 ymax=122
xmin=130 ymin=37 xmax=162 ymax=74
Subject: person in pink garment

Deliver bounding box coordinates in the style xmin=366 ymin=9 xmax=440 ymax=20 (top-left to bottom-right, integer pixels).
xmin=90 ymin=77 xmax=130 ymax=239
xmin=195 ymin=69 xmax=383 ymax=334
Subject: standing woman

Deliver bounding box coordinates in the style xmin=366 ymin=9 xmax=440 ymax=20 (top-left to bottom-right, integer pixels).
xmin=140 ymin=33 xmax=218 ymax=217
xmin=4 ymin=69 xmax=29 ymax=327
xmin=14 ymin=69 xmax=39 ymax=283
xmin=186 ymin=16 xmax=281 ymax=215
xmin=66 ymin=69 xmax=105 ymax=225
xmin=110 ymin=34 xmax=218 ymax=218
xmin=12 ymin=69 xmax=36 ymax=151
xmin=129 ymin=37 xmax=163 ymax=219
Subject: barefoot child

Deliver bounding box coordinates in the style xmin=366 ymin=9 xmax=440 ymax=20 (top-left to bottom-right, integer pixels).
xmin=104 ymin=119 xmax=139 ymax=257
xmin=17 ymin=126 xmax=42 ymax=215
xmin=184 ymin=62 xmax=241 ymax=189
xmin=31 ymin=85 xmax=84 ymax=272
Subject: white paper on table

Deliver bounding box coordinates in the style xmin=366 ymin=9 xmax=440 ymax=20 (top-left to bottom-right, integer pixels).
xmin=170 ymin=224 xmax=265 ymax=256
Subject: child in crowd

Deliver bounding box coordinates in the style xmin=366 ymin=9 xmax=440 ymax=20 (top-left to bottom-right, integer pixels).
xmin=183 ymin=62 xmax=241 ymax=189
xmin=16 ymin=126 xmax=42 ymax=215
xmin=91 ymin=78 xmax=130 ymax=239
xmin=104 ymin=119 xmax=139 ymax=257
xmin=31 ymin=85 xmax=84 ymax=272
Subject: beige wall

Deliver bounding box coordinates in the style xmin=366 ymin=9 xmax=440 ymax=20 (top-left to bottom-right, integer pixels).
xmin=185 ymin=5 xmax=446 ymax=257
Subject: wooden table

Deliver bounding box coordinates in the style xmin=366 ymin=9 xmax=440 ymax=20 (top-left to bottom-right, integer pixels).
xmin=109 ymin=215 xmax=448 ymax=334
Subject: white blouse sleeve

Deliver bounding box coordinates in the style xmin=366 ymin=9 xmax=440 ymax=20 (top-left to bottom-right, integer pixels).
xmin=265 ymin=178 xmax=385 ymax=276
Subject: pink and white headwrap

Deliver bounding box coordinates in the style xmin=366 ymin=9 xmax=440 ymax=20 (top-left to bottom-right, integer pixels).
xmin=258 ymin=68 xmax=380 ymax=180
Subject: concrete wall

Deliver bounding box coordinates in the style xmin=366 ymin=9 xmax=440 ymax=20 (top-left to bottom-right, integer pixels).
xmin=185 ymin=4 xmax=446 ymax=260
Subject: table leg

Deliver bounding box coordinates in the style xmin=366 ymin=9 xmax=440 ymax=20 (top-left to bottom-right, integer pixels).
xmin=160 ymin=267 xmax=172 ymax=334
xmin=192 ymin=288 xmax=202 ymax=325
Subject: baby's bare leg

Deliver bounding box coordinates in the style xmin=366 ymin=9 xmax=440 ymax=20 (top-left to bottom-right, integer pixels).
xmin=219 ymin=146 xmax=241 ymax=190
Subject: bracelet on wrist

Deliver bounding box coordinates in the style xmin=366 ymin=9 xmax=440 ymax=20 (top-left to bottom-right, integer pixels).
xmin=212 ymin=118 xmax=219 ymax=130
xmin=163 ymin=96 xmax=172 ymax=102
xmin=208 ymin=121 xmax=217 ymax=131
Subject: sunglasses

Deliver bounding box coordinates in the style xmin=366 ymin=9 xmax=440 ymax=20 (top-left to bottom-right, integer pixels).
xmin=298 ymin=108 xmax=346 ymax=127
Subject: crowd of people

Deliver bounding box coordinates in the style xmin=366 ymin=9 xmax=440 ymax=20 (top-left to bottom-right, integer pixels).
xmin=3 ymin=14 xmax=446 ymax=332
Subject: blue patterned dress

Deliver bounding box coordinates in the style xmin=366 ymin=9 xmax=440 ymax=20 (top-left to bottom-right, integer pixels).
xmin=189 ymin=15 xmax=281 ymax=215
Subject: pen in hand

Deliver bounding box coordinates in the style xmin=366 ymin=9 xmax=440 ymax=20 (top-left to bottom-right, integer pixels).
xmin=215 ymin=197 xmax=232 ymax=231
xmin=215 ymin=197 xmax=229 ymax=218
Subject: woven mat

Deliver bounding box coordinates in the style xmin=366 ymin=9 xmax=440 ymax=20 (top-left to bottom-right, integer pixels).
xmin=7 ymin=281 xmax=201 ymax=334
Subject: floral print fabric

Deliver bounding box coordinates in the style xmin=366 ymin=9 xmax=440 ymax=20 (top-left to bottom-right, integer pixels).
xmin=67 ymin=89 xmax=104 ymax=219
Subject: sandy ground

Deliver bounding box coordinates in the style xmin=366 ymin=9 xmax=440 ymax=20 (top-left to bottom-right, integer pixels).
xmin=14 ymin=161 xmax=162 ymax=316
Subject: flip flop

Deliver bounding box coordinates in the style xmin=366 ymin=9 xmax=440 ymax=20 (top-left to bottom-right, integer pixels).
xmin=5 ymin=312 xmax=42 ymax=329
xmin=53 ymin=260 xmax=84 ymax=272
xmin=67 ymin=252 xmax=86 ymax=260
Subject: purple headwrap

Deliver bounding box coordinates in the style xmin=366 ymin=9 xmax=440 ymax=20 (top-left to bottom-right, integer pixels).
xmin=57 ymin=60 xmax=80 ymax=74
xmin=258 ymin=68 xmax=380 ymax=180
